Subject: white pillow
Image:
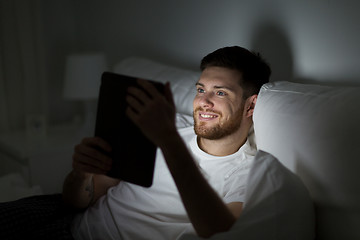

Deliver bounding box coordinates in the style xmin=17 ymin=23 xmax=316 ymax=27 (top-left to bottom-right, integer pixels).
xmin=113 ymin=57 xmax=200 ymax=116
xmin=180 ymin=150 xmax=315 ymax=240
xmin=253 ymin=81 xmax=360 ymax=240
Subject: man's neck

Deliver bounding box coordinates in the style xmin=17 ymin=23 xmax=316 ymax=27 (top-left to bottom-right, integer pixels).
xmin=197 ymin=132 xmax=248 ymax=157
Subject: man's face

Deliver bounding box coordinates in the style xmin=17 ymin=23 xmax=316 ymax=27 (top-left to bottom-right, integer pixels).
xmin=193 ymin=66 xmax=246 ymax=140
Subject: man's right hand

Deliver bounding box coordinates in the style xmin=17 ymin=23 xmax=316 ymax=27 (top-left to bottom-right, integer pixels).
xmin=63 ymin=137 xmax=118 ymax=209
xmin=72 ymin=137 xmax=113 ymax=175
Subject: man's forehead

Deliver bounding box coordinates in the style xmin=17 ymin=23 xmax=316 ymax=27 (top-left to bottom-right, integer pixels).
xmin=201 ymin=66 xmax=241 ymax=78
xmin=197 ymin=67 xmax=243 ymax=89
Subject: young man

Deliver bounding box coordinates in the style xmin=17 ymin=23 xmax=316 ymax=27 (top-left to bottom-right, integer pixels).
xmin=63 ymin=46 xmax=271 ymax=239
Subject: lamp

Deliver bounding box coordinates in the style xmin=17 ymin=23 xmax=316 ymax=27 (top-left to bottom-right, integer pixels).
xmin=63 ymin=53 xmax=108 ymax=135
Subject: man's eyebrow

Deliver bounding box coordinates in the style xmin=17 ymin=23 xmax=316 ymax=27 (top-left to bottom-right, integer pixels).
xmin=195 ymin=82 xmax=235 ymax=93
xmin=213 ymin=85 xmax=234 ymax=91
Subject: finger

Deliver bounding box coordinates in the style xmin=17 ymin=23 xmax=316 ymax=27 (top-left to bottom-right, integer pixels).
xmin=73 ymin=151 xmax=111 ymax=171
xmin=126 ymin=93 xmax=145 ymax=113
xmin=72 ymin=158 xmax=108 ymax=175
xmin=82 ymin=137 xmax=112 ymax=152
xmin=74 ymin=144 xmax=112 ymax=167
xmin=73 ymin=149 xmax=112 ymax=173
xmin=136 ymin=79 xmax=161 ymax=98
xmin=127 ymin=86 xmax=149 ymax=104
xmin=126 ymin=105 xmax=139 ymax=125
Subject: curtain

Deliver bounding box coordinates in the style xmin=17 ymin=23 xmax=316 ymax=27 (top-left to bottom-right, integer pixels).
xmin=0 ymin=0 xmax=47 ymax=133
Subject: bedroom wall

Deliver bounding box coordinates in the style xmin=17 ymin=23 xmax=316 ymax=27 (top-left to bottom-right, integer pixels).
xmin=43 ymin=0 xmax=360 ymax=125
xmin=2 ymin=0 xmax=357 ymax=194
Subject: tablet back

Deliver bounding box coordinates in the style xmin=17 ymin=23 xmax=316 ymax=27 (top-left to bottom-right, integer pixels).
xmin=94 ymin=72 xmax=164 ymax=187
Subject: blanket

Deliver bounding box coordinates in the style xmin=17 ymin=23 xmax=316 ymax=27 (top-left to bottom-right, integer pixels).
xmin=0 ymin=194 xmax=76 ymax=240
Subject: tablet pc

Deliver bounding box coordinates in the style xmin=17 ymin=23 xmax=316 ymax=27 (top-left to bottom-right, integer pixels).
xmin=94 ymin=72 xmax=165 ymax=187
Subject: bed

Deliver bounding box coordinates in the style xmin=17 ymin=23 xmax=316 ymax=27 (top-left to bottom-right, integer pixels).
xmin=1 ymin=57 xmax=359 ymax=239
xmin=113 ymin=57 xmax=360 ymax=240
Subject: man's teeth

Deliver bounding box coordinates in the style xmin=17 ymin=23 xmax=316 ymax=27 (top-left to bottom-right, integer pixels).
xmin=200 ymin=114 xmax=216 ymax=118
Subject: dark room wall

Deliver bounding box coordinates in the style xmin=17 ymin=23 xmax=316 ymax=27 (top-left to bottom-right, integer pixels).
xmin=42 ymin=0 xmax=360 ymax=125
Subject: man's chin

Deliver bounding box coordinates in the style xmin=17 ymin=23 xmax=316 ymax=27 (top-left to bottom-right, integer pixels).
xmin=194 ymin=124 xmax=223 ymax=140
xmin=194 ymin=118 xmax=243 ymax=140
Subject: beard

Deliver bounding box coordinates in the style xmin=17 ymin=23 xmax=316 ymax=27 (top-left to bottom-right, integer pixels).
xmin=193 ymin=106 xmax=244 ymax=140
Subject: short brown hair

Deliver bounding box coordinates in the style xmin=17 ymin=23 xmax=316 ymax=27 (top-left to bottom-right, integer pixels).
xmin=200 ymin=46 xmax=271 ymax=99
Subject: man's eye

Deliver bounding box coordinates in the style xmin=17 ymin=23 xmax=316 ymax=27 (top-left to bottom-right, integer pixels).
xmin=197 ymin=88 xmax=205 ymax=93
xmin=217 ymin=91 xmax=226 ymax=96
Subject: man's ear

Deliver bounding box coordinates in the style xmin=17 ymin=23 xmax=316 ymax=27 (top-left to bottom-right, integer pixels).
xmin=245 ymin=94 xmax=257 ymax=118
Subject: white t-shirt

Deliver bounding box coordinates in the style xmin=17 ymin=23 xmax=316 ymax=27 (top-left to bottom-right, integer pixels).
xmin=71 ymin=126 xmax=256 ymax=240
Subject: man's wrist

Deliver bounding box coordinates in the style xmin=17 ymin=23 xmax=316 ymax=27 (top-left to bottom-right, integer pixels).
xmin=157 ymin=127 xmax=180 ymax=149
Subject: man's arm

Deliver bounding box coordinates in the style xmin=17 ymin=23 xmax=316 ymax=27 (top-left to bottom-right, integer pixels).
xmin=62 ymin=137 xmax=120 ymax=209
xmin=159 ymin=130 xmax=240 ymax=237
xmin=63 ymin=171 xmax=120 ymax=209
xmin=126 ymin=80 xmax=241 ymax=237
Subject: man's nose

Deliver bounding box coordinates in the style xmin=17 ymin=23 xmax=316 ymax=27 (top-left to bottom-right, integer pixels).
xmin=199 ymin=93 xmax=214 ymax=108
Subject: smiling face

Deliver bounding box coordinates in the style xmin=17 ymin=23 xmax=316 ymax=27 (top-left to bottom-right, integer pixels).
xmin=193 ymin=66 xmax=246 ymax=140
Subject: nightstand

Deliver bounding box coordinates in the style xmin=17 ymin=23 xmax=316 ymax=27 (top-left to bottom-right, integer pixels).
xmin=0 ymin=124 xmax=85 ymax=194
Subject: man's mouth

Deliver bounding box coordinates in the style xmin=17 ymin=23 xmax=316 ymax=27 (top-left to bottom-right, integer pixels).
xmin=198 ymin=112 xmax=219 ymax=120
